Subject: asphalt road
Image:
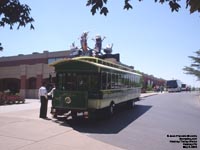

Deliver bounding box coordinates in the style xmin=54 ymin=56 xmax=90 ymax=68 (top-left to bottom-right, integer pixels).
xmin=67 ymin=92 xmax=200 ymax=150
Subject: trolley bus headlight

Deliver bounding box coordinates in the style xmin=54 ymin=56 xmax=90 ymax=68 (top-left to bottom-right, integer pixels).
xmin=65 ymin=97 xmax=71 ymax=104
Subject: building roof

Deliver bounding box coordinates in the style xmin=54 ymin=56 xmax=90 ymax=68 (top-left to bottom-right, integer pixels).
xmin=0 ymin=50 xmax=70 ymax=67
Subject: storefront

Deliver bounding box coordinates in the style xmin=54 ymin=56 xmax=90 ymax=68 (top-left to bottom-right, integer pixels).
xmin=0 ymin=50 xmax=70 ymax=98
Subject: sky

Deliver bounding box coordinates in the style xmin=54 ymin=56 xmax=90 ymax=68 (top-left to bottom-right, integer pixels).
xmin=0 ymin=0 xmax=200 ymax=87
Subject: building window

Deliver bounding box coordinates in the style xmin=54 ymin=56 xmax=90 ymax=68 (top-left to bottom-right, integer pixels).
xmin=48 ymin=58 xmax=64 ymax=64
xmin=28 ymin=77 xmax=36 ymax=89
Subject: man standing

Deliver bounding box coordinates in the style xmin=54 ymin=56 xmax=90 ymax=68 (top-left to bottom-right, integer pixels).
xmin=38 ymin=82 xmax=48 ymax=119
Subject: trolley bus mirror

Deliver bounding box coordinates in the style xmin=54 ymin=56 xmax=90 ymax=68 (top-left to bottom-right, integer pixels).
xmin=49 ymin=74 xmax=52 ymax=83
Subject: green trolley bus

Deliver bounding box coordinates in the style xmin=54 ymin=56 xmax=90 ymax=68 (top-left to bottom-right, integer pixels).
xmin=50 ymin=56 xmax=141 ymax=119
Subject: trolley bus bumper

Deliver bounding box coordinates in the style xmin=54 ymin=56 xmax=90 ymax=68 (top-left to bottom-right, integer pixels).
xmin=51 ymin=106 xmax=91 ymax=118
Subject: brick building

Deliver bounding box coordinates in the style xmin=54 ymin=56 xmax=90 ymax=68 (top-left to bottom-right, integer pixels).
xmin=141 ymin=73 xmax=166 ymax=92
xmin=0 ymin=50 xmax=70 ymax=98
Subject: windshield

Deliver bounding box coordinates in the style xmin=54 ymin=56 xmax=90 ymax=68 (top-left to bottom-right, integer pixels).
xmin=166 ymin=80 xmax=178 ymax=88
xmin=56 ymin=72 xmax=99 ymax=91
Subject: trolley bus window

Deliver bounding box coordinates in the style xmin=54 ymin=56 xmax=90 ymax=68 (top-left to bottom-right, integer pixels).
xmin=124 ymin=74 xmax=129 ymax=88
xmin=57 ymin=73 xmax=65 ymax=90
xmin=111 ymin=73 xmax=119 ymax=89
xmin=100 ymin=72 xmax=111 ymax=90
xmin=107 ymin=73 xmax=111 ymax=89
xmin=101 ymin=72 xmax=107 ymax=90
xmin=100 ymin=72 xmax=140 ymax=90
xmin=65 ymin=73 xmax=77 ymax=90
xmin=77 ymin=74 xmax=88 ymax=90
xmin=118 ymin=74 xmax=123 ymax=88
xmin=56 ymin=72 xmax=99 ymax=91
xmin=90 ymin=74 xmax=99 ymax=91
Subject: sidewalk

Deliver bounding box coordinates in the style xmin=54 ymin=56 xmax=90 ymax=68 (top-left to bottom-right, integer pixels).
xmin=0 ymin=117 xmax=124 ymax=150
xmin=0 ymin=100 xmax=124 ymax=150
xmin=140 ymin=92 xmax=160 ymax=98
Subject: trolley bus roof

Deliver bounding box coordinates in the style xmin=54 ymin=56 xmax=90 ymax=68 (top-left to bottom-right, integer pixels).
xmin=50 ymin=56 xmax=141 ymax=76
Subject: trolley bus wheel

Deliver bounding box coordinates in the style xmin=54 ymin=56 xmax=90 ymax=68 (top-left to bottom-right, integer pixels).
xmin=107 ymin=103 xmax=115 ymax=118
xmin=127 ymin=99 xmax=135 ymax=109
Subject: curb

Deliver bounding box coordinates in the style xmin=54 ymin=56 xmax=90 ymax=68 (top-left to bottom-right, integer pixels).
xmin=140 ymin=93 xmax=158 ymax=98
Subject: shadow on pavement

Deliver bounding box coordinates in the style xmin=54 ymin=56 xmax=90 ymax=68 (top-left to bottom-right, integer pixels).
xmin=54 ymin=104 xmax=152 ymax=134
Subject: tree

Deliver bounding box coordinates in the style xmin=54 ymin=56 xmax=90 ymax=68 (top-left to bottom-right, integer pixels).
xmin=0 ymin=0 xmax=34 ymax=30
xmin=86 ymin=0 xmax=200 ymax=16
xmin=0 ymin=0 xmax=34 ymax=51
xmin=183 ymin=50 xmax=200 ymax=81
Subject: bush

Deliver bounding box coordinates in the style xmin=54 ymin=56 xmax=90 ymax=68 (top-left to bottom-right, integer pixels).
xmin=147 ymin=85 xmax=153 ymax=91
